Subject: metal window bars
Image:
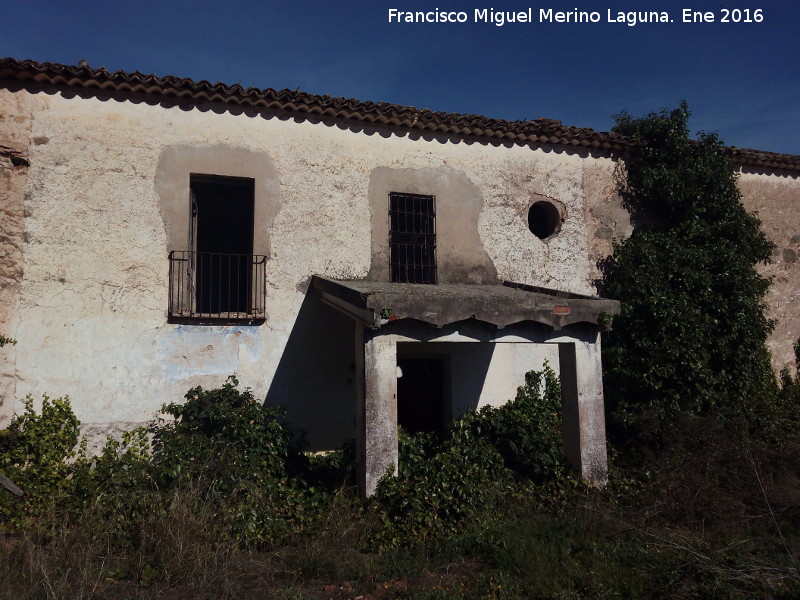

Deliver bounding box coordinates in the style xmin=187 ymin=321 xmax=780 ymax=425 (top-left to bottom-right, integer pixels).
xmin=168 ymin=251 xmax=266 ymax=321
xmin=389 ymin=192 xmax=437 ymax=284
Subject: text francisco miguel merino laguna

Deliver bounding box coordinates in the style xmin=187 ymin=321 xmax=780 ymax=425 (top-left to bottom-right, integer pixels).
xmin=388 ymin=7 xmax=764 ymax=27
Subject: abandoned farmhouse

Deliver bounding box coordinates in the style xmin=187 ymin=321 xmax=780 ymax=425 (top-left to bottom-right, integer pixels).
xmin=1 ymin=58 xmax=799 ymax=495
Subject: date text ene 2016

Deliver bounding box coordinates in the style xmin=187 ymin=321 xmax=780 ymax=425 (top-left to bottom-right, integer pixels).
xmin=683 ymin=8 xmax=764 ymax=23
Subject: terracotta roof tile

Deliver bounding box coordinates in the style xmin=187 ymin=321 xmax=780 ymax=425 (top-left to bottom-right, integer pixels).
xmin=1 ymin=58 xmax=798 ymax=171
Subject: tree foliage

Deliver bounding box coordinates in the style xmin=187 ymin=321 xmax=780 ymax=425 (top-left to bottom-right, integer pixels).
xmin=602 ymin=102 xmax=778 ymax=439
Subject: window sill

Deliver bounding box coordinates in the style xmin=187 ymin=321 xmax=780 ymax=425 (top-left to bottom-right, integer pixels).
xmin=168 ymin=314 xmax=266 ymax=326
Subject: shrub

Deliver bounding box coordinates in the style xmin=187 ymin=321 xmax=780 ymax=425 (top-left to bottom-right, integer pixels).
xmin=372 ymin=365 xmax=568 ymax=548
xmin=149 ymin=376 xmax=325 ymax=545
xmin=84 ymin=427 xmax=155 ymax=545
xmin=776 ymin=339 xmax=800 ymax=443
xmin=372 ymin=419 xmax=509 ymax=549
xmin=151 ymin=375 xmax=290 ymax=491
xmin=603 ymin=102 xmax=778 ymax=441
xmin=476 ymin=363 xmax=566 ymax=481
xmin=0 ymin=368 xmax=573 ymax=552
xmin=0 ymin=395 xmax=87 ymax=526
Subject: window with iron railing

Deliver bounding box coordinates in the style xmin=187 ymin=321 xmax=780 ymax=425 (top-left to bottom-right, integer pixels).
xmin=168 ymin=174 xmax=265 ymax=322
xmin=168 ymin=251 xmax=266 ymax=321
xmin=389 ymin=192 xmax=437 ymax=284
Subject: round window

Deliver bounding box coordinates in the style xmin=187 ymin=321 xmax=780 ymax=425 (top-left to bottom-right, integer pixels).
xmin=527 ymin=201 xmax=561 ymax=239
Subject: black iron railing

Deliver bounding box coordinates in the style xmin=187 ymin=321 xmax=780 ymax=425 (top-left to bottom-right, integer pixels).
xmin=168 ymin=251 xmax=267 ymax=321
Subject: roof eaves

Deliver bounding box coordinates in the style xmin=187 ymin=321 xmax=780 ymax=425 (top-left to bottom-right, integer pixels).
xmin=1 ymin=58 xmax=798 ymax=171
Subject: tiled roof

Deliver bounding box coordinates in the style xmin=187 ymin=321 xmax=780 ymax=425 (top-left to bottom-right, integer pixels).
xmin=719 ymin=146 xmax=800 ymax=173
xmin=1 ymin=58 xmax=798 ymax=172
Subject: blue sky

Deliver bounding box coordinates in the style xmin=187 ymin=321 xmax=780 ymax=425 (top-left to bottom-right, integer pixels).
xmin=2 ymin=0 xmax=798 ymax=154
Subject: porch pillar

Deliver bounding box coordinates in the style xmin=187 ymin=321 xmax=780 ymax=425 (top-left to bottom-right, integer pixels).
xmin=355 ymin=327 xmax=398 ymax=497
xmin=558 ymin=330 xmax=608 ymax=485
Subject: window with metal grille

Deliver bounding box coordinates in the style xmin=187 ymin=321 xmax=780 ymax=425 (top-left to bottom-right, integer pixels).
xmin=389 ymin=192 xmax=437 ymax=284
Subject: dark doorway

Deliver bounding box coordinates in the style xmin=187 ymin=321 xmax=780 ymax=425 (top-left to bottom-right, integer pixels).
xmin=397 ymin=357 xmax=447 ymax=434
xmin=190 ymin=175 xmax=255 ymax=314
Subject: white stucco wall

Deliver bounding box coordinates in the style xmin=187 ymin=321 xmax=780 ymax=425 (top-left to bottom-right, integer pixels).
xmin=5 ymin=85 xmax=796 ymax=449
xmin=1 ymin=87 xmax=622 ymax=446
xmin=738 ymin=168 xmax=800 ymax=375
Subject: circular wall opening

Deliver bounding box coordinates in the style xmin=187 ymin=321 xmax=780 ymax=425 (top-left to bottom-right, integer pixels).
xmin=527 ymin=201 xmax=562 ymax=239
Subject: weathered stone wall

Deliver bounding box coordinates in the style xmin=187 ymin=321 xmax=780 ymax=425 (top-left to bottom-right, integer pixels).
xmin=1 ymin=85 xmax=797 ymax=444
xmin=739 ymin=168 xmax=800 ymax=374
xmin=0 ymin=90 xmax=33 ymax=423
xmin=583 ymin=159 xmax=632 ymax=284
xmin=0 ymin=88 xmax=617 ymax=445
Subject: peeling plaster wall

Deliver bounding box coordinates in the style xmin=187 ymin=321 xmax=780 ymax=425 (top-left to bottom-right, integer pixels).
xmin=1 ymin=88 xmax=617 ymax=446
xmin=0 ymin=90 xmax=33 ymax=423
xmin=367 ymin=166 xmax=498 ymax=284
xmin=3 ymin=86 xmax=797 ymax=446
xmin=739 ymin=168 xmax=800 ymax=374
xmin=475 ymin=151 xmax=604 ymax=294
xmin=583 ymin=159 xmax=631 ymax=283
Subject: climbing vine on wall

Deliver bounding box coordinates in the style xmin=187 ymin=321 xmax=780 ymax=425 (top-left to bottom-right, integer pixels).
xmin=601 ymin=102 xmax=779 ymax=440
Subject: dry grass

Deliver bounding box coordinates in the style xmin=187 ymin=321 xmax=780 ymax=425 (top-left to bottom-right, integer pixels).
xmin=2 ymin=423 xmax=799 ymax=599
xmin=0 ymin=486 xmax=240 ymax=599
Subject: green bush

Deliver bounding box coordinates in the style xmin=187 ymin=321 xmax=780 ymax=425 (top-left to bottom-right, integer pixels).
xmin=148 ymin=376 xmax=327 ymax=545
xmin=0 ymin=367 xmax=571 ymax=550
xmin=372 ymin=419 xmax=510 ymax=549
xmin=0 ymin=377 xmax=336 ymax=547
xmin=372 ymin=365 xmax=568 ymax=549
xmin=0 ymin=395 xmax=87 ymax=526
xmin=603 ymin=102 xmax=778 ymax=441
xmin=776 ymin=339 xmax=800 ymax=442
xmin=476 ymin=363 xmax=566 ymax=481
xmin=84 ymin=427 xmax=155 ymax=545
xmin=151 ymin=375 xmax=290 ymax=490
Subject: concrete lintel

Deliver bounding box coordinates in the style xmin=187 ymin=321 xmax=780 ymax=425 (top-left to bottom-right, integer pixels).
xmin=362 ymin=320 xmax=598 ymax=345
xmin=311 ymin=276 xmax=620 ymax=331
xmin=355 ymin=326 xmax=398 ymax=497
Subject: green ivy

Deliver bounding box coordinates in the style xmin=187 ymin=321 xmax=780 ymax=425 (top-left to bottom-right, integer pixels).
xmin=475 ymin=364 xmax=567 ymax=482
xmin=152 ymin=375 xmax=290 ymax=490
xmin=0 ymin=395 xmax=88 ymax=526
xmin=149 ymin=376 xmax=322 ymax=545
xmin=1 ymin=367 xmax=574 ymax=550
xmin=372 ymin=365 xmax=568 ymax=549
xmin=602 ymin=102 xmax=778 ymax=441
xmin=372 ymin=420 xmax=510 ymax=549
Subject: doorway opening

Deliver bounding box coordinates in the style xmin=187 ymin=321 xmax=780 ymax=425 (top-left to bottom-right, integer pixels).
xmin=190 ymin=174 xmax=255 ymax=315
xmin=397 ymin=356 xmax=449 ymax=434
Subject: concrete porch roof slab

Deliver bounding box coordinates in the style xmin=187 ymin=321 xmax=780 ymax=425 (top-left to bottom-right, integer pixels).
xmin=311 ymin=276 xmax=620 ymax=331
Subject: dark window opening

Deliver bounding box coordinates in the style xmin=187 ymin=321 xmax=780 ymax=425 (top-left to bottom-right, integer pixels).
xmin=390 ymin=192 xmax=437 ymax=284
xmin=397 ymin=357 xmax=447 ymax=434
xmin=192 ymin=175 xmax=254 ymax=314
xmin=168 ymin=175 xmax=266 ymax=321
xmin=528 ymin=201 xmax=561 ymax=240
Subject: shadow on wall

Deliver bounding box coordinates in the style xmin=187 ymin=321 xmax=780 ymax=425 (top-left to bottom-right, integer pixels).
xmin=265 ymin=287 xmax=356 ymax=451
